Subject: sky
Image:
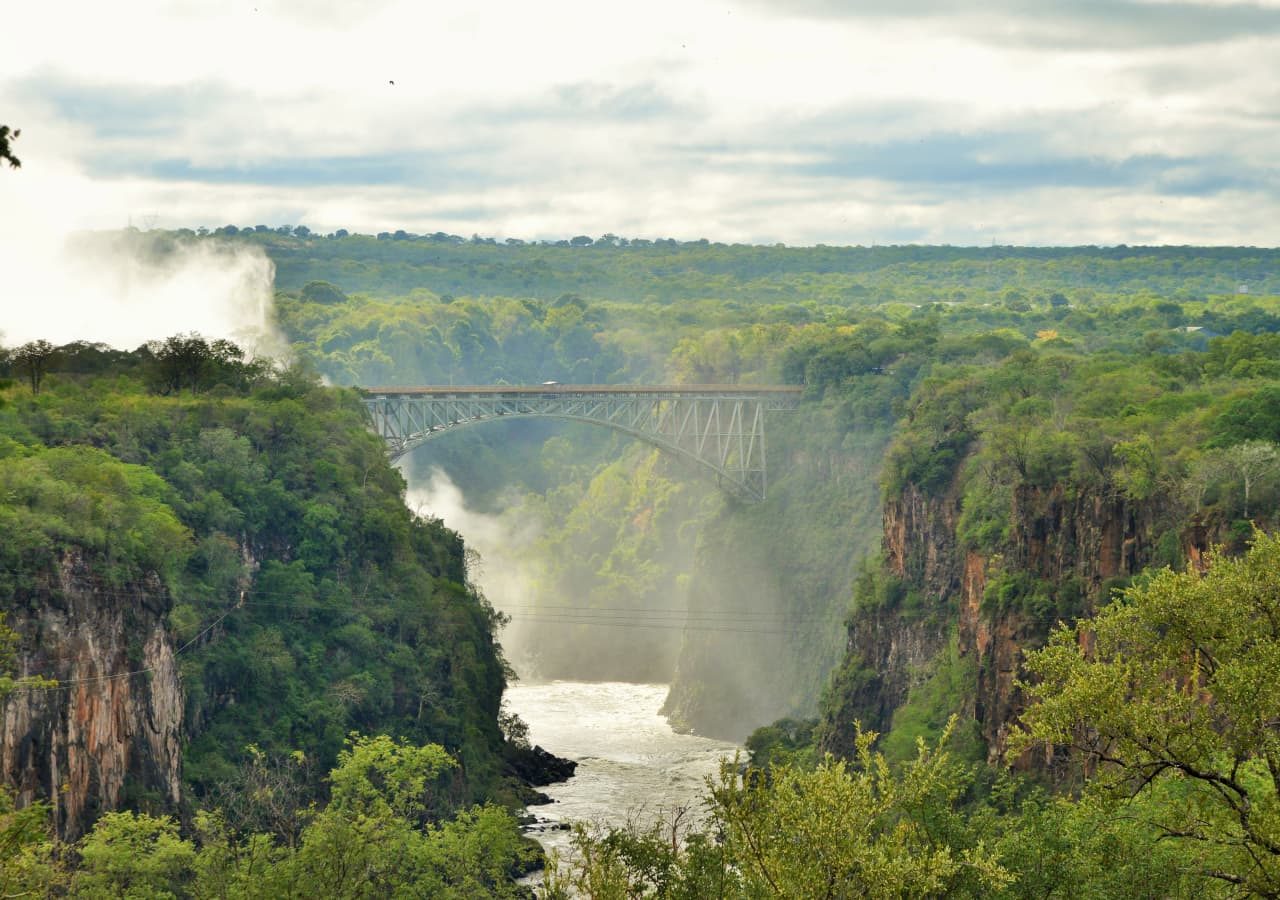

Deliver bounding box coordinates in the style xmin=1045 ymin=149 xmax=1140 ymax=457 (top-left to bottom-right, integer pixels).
xmin=3 ymin=0 xmax=1280 ymax=247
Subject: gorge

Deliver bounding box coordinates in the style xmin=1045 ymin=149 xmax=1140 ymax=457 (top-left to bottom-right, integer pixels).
xmin=3 ymin=237 xmax=1280 ymax=895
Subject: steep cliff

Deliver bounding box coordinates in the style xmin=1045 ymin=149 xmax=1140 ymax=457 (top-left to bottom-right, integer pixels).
xmin=810 ymin=339 xmax=1280 ymax=765
xmin=820 ymin=477 xmax=1213 ymax=764
xmin=0 ymin=551 xmax=182 ymax=840
xmin=0 ymin=367 xmax=526 ymax=840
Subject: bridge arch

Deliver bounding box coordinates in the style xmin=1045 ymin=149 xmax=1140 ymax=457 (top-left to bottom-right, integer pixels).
xmin=359 ymin=385 xmax=802 ymax=502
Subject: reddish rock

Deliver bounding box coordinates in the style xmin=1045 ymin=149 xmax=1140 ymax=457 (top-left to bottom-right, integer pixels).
xmin=0 ymin=551 xmax=183 ymax=839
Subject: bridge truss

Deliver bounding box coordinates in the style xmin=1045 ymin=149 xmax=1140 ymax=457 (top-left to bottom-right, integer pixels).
xmin=360 ymin=385 xmax=803 ymax=501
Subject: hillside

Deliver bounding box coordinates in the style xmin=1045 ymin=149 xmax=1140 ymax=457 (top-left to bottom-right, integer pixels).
xmin=0 ymin=341 xmax=529 ymax=839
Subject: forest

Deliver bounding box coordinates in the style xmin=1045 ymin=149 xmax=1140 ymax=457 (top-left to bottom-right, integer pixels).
xmin=3 ymin=231 xmax=1280 ymax=895
xmin=0 ymin=338 xmax=546 ymax=896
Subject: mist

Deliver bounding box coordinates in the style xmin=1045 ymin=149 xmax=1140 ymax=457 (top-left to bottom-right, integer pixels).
xmin=403 ymin=458 xmax=697 ymax=686
xmin=0 ymin=224 xmax=283 ymax=356
xmin=404 ymin=467 xmax=546 ymax=679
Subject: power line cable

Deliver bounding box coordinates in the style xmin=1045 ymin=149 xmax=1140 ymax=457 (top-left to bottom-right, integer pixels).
xmin=9 ymin=594 xmax=244 ymax=693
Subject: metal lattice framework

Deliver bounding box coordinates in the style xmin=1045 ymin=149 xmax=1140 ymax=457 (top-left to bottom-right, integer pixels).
xmin=360 ymin=384 xmax=803 ymax=501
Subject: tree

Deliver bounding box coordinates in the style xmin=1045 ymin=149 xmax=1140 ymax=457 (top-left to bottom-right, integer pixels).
xmin=0 ymin=786 xmax=63 ymax=897
xmin=204 ymin=744 xmax=314 ymax=847
xmin=300 ymin=280 xmax=348 ymax=305
xmin=72 ymin=811 xmax=196 ymax=899
xmin=546 ymin=722 xmax=1009 ymax=899
xmin=1223 ymin=440 xmax=1279 ymax=518
xmin=1016 ymin=532 xmax=1280 ymax=895
xmin=1215 ymin=385 xmax=1280 ymax=446
xmin=712 ymin=723 xmax=1008 ymax=899
xmin=12 ymin=340 xmax=57 ymax=394
xmin=279 ymin=735 xmax=531 ymax=898
xmin=148 ymin=333 xmax=250 ymax=394
xmin=0 ymin=125 xmax=19 ymax=169
xmin=326 ymin=733 xmax=456 ymax=823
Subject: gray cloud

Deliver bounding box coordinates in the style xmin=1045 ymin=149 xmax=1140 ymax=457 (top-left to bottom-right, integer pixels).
xmin=23 ymin=73 xmax=698 ymax=190
xmin=21 ymin=59 xmax=1278 ymax=211
xmin=748 ymin=0 xmax=1280 ymax=48
xmin=87 ymin=151 xmax=485 ymax=189
xmin=21 ymin=73 xmax=245 ymax=139
xmin=791 ymin=134 xmax=1264 ymax=195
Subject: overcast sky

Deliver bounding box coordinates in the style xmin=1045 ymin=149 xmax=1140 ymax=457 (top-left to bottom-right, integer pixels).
xmin=4 ymin=0 xmax=1280 ymax=246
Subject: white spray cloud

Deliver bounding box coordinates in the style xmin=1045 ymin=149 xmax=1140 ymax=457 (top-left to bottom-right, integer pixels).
xmin=404 ymin=467 xmax=544 ymax=679
xmin=0 ymin=229 xmax=282 ymax=354
xmin=0 ymin=142 xmax=283 ymax=354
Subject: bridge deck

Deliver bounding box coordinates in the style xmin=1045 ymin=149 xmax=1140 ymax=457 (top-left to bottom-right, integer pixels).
xmin=360 ymin=384 xmax=804 ymax=396
xmin=359 ymin=384 xmax=802 ymax=500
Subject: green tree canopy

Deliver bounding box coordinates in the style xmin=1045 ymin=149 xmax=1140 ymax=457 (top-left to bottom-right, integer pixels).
xmin=1016 ymin=532 xmax=1280 ymax=895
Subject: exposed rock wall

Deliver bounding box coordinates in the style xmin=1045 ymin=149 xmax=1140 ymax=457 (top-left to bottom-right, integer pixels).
xmin=822 ymin=477 xmax=1210 ymax=765
xmin=0 ymin=551 xmax=183 ymax=840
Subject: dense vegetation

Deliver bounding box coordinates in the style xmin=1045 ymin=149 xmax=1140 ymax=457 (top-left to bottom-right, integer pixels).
xmin=7 ymin=230 xmax=1280 ymax=894
xmin=163 ymin=227 xmax=1280 ymax=304
xmin=807 ymin=313 xmax=1280 ymax=771
xmin=0 ymin=338 xmax=542 ymax=893
xmin=548 ymin=535 xmax=1280 ymax=897
xmin=237 ymin=230 xmax=1280 ymax=735
xmin=0 ymin=733 xmax=536 ymax=897
xmin=0 ymin=341 xmax=517 ymax=793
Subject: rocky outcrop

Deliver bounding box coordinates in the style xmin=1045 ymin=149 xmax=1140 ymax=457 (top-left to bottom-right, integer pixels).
xmin=0 ymin=551 xmax=183 ymax=840
xmin=883 ymin=483 xmax=964 ymax=599
xmin=505 ymin=743 xmax=578 ymax=806
xmin=818 ymin=606 xmax=951 ymax=760
xmin=823 ymin=477 xmax=1213 ymax=765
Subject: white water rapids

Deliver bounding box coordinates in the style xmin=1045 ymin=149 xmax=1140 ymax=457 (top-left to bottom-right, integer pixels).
xmin=503 ymin=681 xmax=741 ymax=862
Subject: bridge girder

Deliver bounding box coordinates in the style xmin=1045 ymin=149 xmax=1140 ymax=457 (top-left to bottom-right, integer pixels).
xmin=359 ymin=385 xmax=801 ymax=502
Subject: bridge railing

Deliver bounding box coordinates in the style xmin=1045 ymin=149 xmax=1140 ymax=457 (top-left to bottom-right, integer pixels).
xmin=358 ymin=384 xmax=802 ymax=501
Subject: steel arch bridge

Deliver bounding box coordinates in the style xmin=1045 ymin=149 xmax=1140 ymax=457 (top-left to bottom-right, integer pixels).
xmin=359 ymin=384 xmax=803 ymax=501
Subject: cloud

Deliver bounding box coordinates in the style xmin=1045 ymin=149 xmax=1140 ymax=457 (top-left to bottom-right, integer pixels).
xmin=20 ymin=74 xmax=238 ymax=140
xmin=403 ymin=468 xmax=544 ymax=676
xmin=790 ymin=134 xmax=1262 ymax=195
xmin=88 ymin=152 xmax=478 ymax=189
xmin=747 ymin=0 xmax=1280 ymax=49
xmin=0 ymin=229 xmax=284 ymax=353
xmin=3 ymin=0 xmax=1279 ymax=245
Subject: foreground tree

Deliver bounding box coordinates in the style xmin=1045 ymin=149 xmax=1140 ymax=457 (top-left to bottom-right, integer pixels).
xmin=712 ymin=722 xmax=1008 ymax=899
xmin=544 ymin=721 xmax=1010 ymax=899
xmin=72 ymin=812 xmax=195 ymax=899
xmin=0 ymin=125 xmax=18 ymax=169
xmin=1016 ymin=532 xmax=1280 ymax=894
xmin=12 ymin=734 xmax=534 ymax=898
xmin=0 ymin=787 xmax=63 ymax=896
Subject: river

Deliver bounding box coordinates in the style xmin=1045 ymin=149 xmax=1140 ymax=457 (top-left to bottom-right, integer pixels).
xmin=503 ymin=681 xmax=741 ymax=863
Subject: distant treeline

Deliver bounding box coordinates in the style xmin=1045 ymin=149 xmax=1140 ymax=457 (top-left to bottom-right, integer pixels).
xmin=96 ymin=228 xmax=1280 ymax=303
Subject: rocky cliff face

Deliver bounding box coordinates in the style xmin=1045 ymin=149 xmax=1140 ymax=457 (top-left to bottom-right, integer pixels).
xmin=0 ymin=551 xmax=183 ymax=840
xmin=822 ymin=478 xmax=1210 ymax=765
